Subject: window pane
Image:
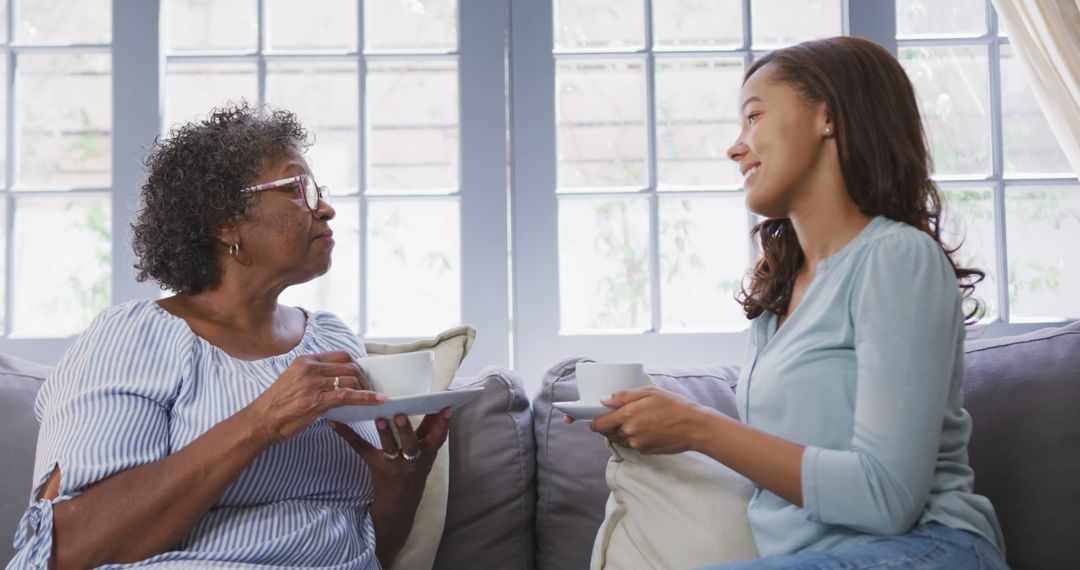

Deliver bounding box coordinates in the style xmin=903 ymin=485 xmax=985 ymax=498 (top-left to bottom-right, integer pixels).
xmin=1000 ymin=45 xmax=1073 ymax=176
xmin=0 ymin=200 xmax=5 ymax=331
xmin=941 ymin=187 xmax=998 ymax=321
xmin=166 ymin=0 xmax=257 ymax=53
xmin=364 ymin=0 xmax=457 ymax=51
xmin=751 ymin=0 xmax=841 ymax=49
xmin=655 ymin=57 xmax=743 ymax=188
xmin=0 ymin=56 xmax=6 ymax=178
xmin=366 ymin=199 xmax=460 ymax=336
xmin=267 ymin=0 xmax=357 ymax=52
xmin=18 ymin=53 xmax=111 ymax=188
xmin=653 ymin=0 xmax=742 ymax=49
xmin=1005 ymin=186 xmax=1080 ymax=321
xmin=267 ymin=60 xmax=360 ymax=193
xmin=280 ymin=197 xmax=361 ymax=331
xmin=17 ymin=0 xmax=110 ymax=44
xmin=900 ymin=46 xmax=991 ymax=177
xmin=366 ymin=59 xmax=459 ymax=192
xmin=165 ymin=61 xmax=258 ymax=133
xmin=558 ymin=197 xmax=650 ymax=333
xmin=555 ymin=0 xmax=644 ymax=50
xmin=556 ymin=58 xmax=647 ymax=190
xmin=896 ymin=0 xmax=986 ymax=37
xmin=659 ymin=195 xmax=750 ymax=331
xmin=13 ymin=196 xmax=110 ymax=337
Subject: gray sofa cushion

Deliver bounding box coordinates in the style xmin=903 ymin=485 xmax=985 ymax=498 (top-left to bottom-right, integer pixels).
xmin=0 ymin=355 xmax=52 ymax=565
xmin=532 ymin=357 xmax=740 ymax=570
xmin=437 ymin=367 xmax=536 ymax=570
xmin=963 ymin=321 xmax=1080 ymax=570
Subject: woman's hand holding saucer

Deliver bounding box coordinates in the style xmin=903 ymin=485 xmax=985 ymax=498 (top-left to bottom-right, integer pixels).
xmin=328 ymin=409 xmax=451 ymax=499
xmin=243 ymin=350 xmax=388 ymax=446
xmin=588 ymin=387 xmax=718 ymax=455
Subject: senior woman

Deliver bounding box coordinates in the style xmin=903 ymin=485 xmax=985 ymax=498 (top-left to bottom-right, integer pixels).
xmin=8 ymin=103 xmax=448 ymax=569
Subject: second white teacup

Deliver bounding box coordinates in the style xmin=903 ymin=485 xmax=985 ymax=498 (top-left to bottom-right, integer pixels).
xmin=358 ymin=351 xmax=435 ymax=398
xmin=576 ymin=362 xmax=645 ymax=405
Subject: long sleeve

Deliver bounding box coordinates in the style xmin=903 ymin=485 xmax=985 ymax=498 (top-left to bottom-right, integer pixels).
xmin=800 ymin=230 xmax=963 ymax=535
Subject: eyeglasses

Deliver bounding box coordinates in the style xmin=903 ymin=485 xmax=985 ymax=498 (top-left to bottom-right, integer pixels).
xmin=240 ymin=174 xmax=329 ymax=216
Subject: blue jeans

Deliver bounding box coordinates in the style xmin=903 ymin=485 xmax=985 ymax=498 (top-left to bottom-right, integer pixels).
xmin=701 ymin=524 xmax=1008 ymax=569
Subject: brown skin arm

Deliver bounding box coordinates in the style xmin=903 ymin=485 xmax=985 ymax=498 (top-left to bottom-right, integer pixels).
xmin=43 ymin=411 xmax=268 ymax=569
xmin=37 ymin=352 xmax=384 ymax=570
xmin=330 ymin=408 xmax=452 ymax=566
xmin=583 ymin=387 xmax=806 ymax=507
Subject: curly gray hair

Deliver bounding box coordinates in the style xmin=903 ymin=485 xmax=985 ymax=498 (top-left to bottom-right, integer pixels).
xmin=131 ymin=102 xmax=310 ymax=293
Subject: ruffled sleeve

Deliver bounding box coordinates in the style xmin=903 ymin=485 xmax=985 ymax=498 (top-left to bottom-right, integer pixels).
xmin=7 ymin=301 xmax=192 ymax=569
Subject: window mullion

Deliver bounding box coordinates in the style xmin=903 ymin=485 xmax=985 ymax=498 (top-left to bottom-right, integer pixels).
xmin=643 ymin=0 xmax=661 ymax=333
xmin=111 ymin=0 xmax=161 ymax=306
xmin=742 ymin=0 xmax=752 ymax=51
xmin=846 ymin=0 xmax=898 ymax=54
xmin=257 ymin=0 xmax=266 ymax=105
xmin=986 ymin=2 xmax=1010 ymax=322
xmin=357 ymin=0 xmax=368 ymax=337
xmin=4 ymin=36 xmax=14 ymax=335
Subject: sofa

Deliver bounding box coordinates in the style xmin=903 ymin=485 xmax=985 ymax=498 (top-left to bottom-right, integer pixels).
xmin=3 ymin=321 xmax=1078 ymax=569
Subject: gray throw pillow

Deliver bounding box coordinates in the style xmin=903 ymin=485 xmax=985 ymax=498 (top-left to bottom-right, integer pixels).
xmin=0 ymin=354 xmax=53 ymax=565
xmin=963 ymin=321 xmax=1080 ymax=570
xmin=532 ymin=357 xmax=741 ymax=570
xmin=436 ymin=367 xmax=536 ymax=570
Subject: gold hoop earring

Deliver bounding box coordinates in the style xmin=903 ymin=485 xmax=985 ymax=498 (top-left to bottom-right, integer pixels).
xmin=229 ymin=242 xmax=240 ymax=257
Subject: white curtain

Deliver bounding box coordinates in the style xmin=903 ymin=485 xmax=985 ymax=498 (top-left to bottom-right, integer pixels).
xmin=990 ymin=0 xmax=1080 ymax=178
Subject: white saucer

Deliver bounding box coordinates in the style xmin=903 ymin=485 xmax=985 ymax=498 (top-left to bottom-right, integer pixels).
xmin=324 ymin=387 xmax=485 ymax=423
xmin=552 ymin=400 xmax=616 ymax=421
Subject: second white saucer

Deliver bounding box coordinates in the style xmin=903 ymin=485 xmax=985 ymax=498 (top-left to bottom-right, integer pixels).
xmin=552 ymin=400 xmax=616 ymax=421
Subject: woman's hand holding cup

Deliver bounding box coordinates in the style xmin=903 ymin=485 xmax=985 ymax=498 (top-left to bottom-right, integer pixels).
xmin=563 ymin=362 xmax=646 ymax=424
xmin=242 ymin=350 xmax=387 ymax=446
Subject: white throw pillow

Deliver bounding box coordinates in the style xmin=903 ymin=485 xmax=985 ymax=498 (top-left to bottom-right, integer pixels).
xmin=366 ymin=324 xmax=476 ymax=570
xmin=590 ymin=443 xmax=759 ymax=570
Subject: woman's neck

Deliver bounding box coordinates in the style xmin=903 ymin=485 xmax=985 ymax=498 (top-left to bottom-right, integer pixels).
xmin=788 ymin=180 xmax=873 ymax=268
xmin=168 ymin=273 xmax=290 ymax=336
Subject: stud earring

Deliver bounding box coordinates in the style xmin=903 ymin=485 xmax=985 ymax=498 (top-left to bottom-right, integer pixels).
xmin=824 ymin=127 xmax=832 ymax=135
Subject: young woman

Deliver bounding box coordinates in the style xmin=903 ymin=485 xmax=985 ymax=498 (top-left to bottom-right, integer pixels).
xmin=586 ymin=37 xmax=1008 ymax=569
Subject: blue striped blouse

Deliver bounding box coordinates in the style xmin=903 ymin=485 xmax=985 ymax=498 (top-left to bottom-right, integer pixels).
xmin=8 ymin=300 xmax=382 ymax=569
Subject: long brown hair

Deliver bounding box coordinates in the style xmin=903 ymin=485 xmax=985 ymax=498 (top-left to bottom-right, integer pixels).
xmin=736 ymin=36 xmax=984 ymax=323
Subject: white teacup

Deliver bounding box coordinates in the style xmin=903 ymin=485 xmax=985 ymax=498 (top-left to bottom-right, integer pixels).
xmin=576 ymin=362 xmax=645 ymax=405
xmin=357 ymin=351 xmax=434 ymax=398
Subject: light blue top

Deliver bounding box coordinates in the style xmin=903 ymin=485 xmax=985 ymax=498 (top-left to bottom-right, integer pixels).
xmin=8 ymin=300 xmax=381 ymax=569
xmin=734 ymin=216 xmax=1005 ymax=558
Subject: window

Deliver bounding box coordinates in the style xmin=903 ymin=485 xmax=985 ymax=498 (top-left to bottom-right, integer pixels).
xmin=0 ymin=0 xmax=112 ymax=345
xmin=511 ymin=0 xmax=844 ymax=384
xmin=5 ymin=0 xmax=1075 ymax=383
xmin=161 ymin=0 xmax=462 ymax=337
xmin=897 ymin=0 xmax=1080 ymax=323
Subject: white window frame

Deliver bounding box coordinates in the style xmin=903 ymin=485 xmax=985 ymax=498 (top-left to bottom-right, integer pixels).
xmin=896 ymin=0 xmax=1080 ymax=326
xmin=2 ymin=0 xmax=1073 ymax=386
xmin=0 ymin=0 xmax=134 ymax=364
xmin=508 ymin=0 xmax=1074 ymax=391
xmin=1 ymin=0 xmax=511 ymax=376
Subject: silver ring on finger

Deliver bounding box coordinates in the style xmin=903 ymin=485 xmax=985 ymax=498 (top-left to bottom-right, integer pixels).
xmin=333 ymin=376 xmax=341 ymax=391
xmin=402 ymin=448 xmax=421 ymax=462
xmin=381 ymin=448 xmax=401 ymax=461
